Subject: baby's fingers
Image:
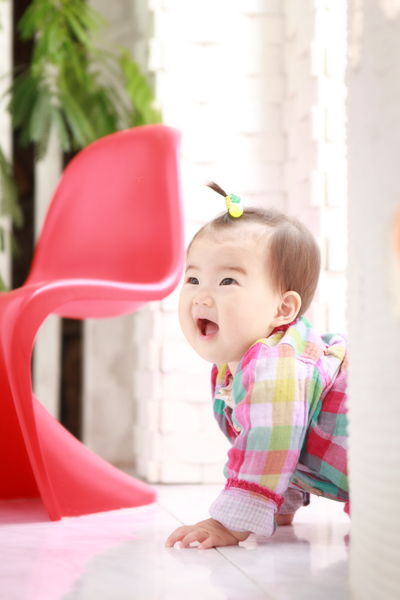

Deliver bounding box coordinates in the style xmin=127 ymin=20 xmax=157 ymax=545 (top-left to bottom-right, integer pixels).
xmin=179 ymin=530 xmax=208 ymax=548
xmin=165 ymin=526 xmax=192 ymax=548
xmin=198 ymin=537 xmax=218 ymax=550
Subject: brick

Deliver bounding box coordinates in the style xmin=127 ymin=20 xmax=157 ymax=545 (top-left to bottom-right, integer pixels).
xmin=312 ymin=170 xmax=327 ymax=206
xmin=233 ymin=74 xmax=285 ymax=104
xmin=156 ymin=70 xmax=218 ymax=104
xmin=144 ymin=460 xmax=161 ymax=483
xmin=284 ymin=0 xmax=299 ymax=39
xmin=160 ymin=462 xmax=202 ymax=483
xmin=160 ymin=0 xmax=228 ymax=14
xmin=294 ymin=9 xmax=315 ymax=58
xmin=159 ymin=71 xmax=285 ymax=105
xmin=328 ymin=235 xmax=348 ymax=272
xmin=296 ymin=76 xmax=319 ymax=120
xmin=326 ymin=106 xmax=346 ymax=142
xmin=160 ymin=400 xmax=203 ymax=433
xmin=141 ymin=431 xmax=162 ymax=462
xmin=222 ymin=40 xmax=283 ymax=78
xmin=318 ymin=76 xmax=346 ymax=108
xmin=310 ymin=40 xmax=326 ymax=77
xmin=245 ymin=193 xmax=286 ymax=212
xmin=133 ymin=425 xmax=144 ymax=459
xmin=162 ymin=311 xmax=185 ymax=340
xmin=183 ymin=129 xmax=286 ymax=165
xmin=220 ymin=161 xmax=283 ymax=193
xmin=132 ymin=308 xmax=160 ymax=343
xmin=316 ymin=269 xmax=328 ymax=305
xmin=156 ymin=5 xmax=225 ymax=44
xmin=326 ymin=40 xmax=346 ymax=77
xmin=202 ymin=462 xmax=227 ymax=484
xmin=134 ymin=339 xmax=161 ymax=372
xmin=316 ymin=236 xmax=328 ymax=271
xmin=312 ymin=105 xmax=326 ymax=141
xmin=287 ymin=117 xmax=312 ymax=158
xmin=148 ymin=37 xmax=163 ymax=71
xmin=161 ymin=431 xmax=230 ymax=463
xmin=161 ymin=282 xmax=181 ymax=312
xmin=234 ymin=0 xmax=282 ymax=14
xmin=294 ymin=141 xmax=318 ymax=181
xmin=161 ymin=371 xmax=211 ymax=403
xmin=308 ymin=301 xmax=328 ymax=334
xmin=161 ymin=339 xmax=208 ymax=373
xmin=327 ymin=169 xmax=347 ymax=207
xmin=317 ymin=141 xmax=344 ymax=175
xmin=283 ymin=160 xmax=296 ymax=194
xmin=219 ymin=132 xmax=286 ymax=165
xmin=327 ymin=273 xmax=347 ymax=333
xmin=132 ymin=371 xmax=161 ymax=402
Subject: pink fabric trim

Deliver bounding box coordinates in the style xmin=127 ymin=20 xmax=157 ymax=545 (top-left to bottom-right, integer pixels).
xmin=224 ymin=369 xmax=232 ymax=387
xmin=344 ymin=502 xmax=351 ymax=517
xmin=225 ymin=478 xmax=285 ymax=510
xmin=270 ymin=317 xmax=300 ymax=336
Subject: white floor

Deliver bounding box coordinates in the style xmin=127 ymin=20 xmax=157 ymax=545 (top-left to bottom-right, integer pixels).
xmin=0 ymin=484 xmax=351 ymax=600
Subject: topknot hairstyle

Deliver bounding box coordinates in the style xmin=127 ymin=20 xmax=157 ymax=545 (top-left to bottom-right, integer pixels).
xmin=191 ymin=182 xmax=321 ymax=317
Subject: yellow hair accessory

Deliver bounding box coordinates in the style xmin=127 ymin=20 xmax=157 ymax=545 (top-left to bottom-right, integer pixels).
xmin=225 ymin=193 xmax=244 ymax=218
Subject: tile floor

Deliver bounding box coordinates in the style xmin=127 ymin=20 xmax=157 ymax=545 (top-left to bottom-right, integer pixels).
xmin=0 ymin=484 xmax=351 ymax=600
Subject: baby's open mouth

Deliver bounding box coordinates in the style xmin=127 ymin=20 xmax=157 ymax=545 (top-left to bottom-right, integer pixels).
xmin=197 ymin=318 xmax=219 ymax=337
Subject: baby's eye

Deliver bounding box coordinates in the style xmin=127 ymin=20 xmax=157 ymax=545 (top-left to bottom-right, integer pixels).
xmin=220 ymin=278 xmax=237 ymax=286
xmin=187 ymin=277 xmax=199 ymax=285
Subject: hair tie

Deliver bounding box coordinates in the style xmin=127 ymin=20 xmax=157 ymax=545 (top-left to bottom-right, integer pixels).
xmin=225 ymin=193 xmax=244 ymax=218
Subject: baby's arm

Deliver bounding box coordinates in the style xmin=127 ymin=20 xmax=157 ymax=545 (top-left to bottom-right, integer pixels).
xmin=165 ymin=518 xmax=251 ymax=549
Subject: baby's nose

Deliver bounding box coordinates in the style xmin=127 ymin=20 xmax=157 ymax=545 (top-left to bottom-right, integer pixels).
xmin=193 ymin=290 xmax=213 ymax=306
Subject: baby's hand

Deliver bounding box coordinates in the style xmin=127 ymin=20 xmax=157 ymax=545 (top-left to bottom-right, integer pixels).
xmin=165 ymin=518 xmax=250 ymax=550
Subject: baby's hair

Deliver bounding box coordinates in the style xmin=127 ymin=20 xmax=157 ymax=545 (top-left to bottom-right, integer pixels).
xmin=191 ymin=182 xmax=321 ymax=317
xmin=206 ymin=181 xmax=229 ymax=198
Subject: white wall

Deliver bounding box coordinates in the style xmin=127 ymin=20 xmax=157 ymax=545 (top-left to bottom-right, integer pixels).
xmin=284 ymin=0 xmax=347 ymax=334
xmin=133 ymin=0 xmax=347 ymax=483
xmin=347 ymin=1 xmax=400 ymax=598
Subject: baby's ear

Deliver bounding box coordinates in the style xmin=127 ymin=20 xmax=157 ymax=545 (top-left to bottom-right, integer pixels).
xmin=272 ymin=291 xmax=302 ymax=325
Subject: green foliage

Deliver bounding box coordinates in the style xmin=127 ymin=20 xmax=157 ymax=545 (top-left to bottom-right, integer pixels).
xmin=0 ymin=0 xmax=161 ymax=289
xmin=8 ymin=0 xmax=161 ymax=157
xmin=120 ymin=49 xmax=162 ymax=127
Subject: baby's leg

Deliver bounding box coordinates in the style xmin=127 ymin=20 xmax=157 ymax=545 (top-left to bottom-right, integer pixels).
xmin=277 ymin=488 xmax=310 ymax=526
xmin=276 ymin=512 xmax=296 ymax=526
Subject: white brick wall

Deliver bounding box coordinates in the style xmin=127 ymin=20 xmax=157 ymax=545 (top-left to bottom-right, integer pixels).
xmin=283 ymin=0 xmax=347 ymax=334
xmin=132 ymin=0 xmax=347 ymax=483
xmin=134 ymin=0 xmax=287 ymax=483
xmin=0 ymin=0 xmax=12 ymax=289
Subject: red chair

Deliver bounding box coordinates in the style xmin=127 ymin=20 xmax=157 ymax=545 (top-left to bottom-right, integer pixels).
xmin=0 ymin=125 xmax=184 ymax=520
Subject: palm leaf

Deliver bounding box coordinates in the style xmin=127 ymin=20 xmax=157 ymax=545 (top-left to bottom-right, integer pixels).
xmin=29 ymin=87 xmax=52 ymax=143
xmin=51 ymin=105 xmax=71 ymax=152
xmin=60 ymin=92 xmax=96 ymax=148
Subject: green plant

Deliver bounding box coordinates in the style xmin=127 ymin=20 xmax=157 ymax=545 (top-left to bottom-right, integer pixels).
xmin=0 ymin=0 xmax=161 ymax=289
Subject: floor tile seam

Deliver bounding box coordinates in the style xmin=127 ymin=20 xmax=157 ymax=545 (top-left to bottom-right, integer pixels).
xmin=215 ymin=548 xmax=282 ymax=600
xmin=156 ymin=502 xmax=278 ymax=599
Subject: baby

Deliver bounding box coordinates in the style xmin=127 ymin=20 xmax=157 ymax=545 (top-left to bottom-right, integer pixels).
xmin=165 ymin=183 xmax=349 ymax=550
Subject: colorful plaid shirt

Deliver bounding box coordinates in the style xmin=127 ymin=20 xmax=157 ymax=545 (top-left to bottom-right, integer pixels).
xmin=209 ymin=316 xmax=348 ymax=537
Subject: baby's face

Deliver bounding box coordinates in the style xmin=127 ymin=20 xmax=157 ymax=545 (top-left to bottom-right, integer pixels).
xmin=178 ymin=230 xmax=282 ymax=372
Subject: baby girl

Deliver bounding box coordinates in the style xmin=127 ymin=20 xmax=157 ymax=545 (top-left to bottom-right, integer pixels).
xmin=165 ymin=183 xmax=348 ymax=550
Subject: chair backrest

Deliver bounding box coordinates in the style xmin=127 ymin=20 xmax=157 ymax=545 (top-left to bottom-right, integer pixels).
xmin=26 ymin=125 xmax=183 ymax=287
